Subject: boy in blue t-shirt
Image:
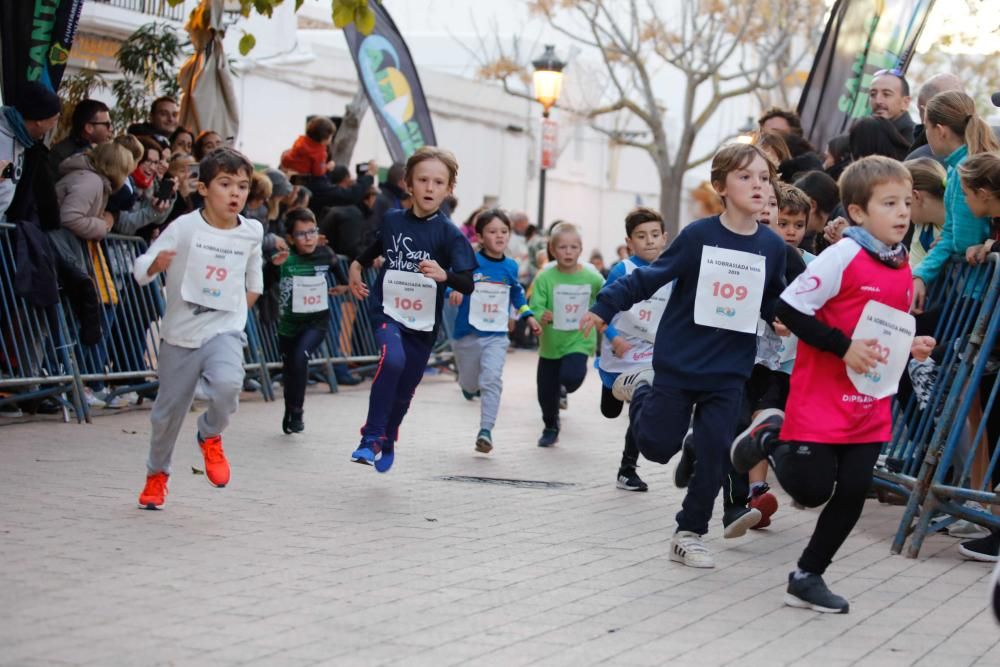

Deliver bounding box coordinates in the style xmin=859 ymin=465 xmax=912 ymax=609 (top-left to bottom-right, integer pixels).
xmin=449 ymin=209 xmax=541 ymax=453
xmin=580 ymin=143 xmax=787 ymax=568
xmin=348 ymin=147 xmax=477 ymax=473
xmin=595 ymin=207 xmax=669 ymax=492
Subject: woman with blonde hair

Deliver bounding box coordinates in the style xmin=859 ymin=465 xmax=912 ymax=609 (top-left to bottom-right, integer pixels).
xmin=912 ymin=91 xmax=1000 ymax=312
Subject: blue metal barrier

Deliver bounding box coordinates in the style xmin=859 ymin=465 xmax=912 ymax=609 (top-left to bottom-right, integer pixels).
xmin=0 ymin=223 xmax=87 ymax=422
xmin=880 ymin=256 xmax=1000 ymax=556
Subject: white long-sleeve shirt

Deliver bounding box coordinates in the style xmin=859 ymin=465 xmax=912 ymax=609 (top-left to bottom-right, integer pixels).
xmin=133 ymin=210 xmax=264 ymax=348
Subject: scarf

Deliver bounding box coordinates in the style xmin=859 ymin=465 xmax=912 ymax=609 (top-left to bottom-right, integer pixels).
xmin=843 ymin=226 xmax=908 ymax=269
xmin=132 ymin=165 xmax=154 ymax=190
xmin=1 ymin=106 xmax=35 ymax=148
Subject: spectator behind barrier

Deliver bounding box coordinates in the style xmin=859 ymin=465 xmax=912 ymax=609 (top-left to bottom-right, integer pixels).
xmin=869 ymin=69 xmax=916 ymax=143
xmin=127 ymin=96 xmax=179 ymax=144
xmin=823 ymin=135 xmax=852 ymax=182
xmin=192 ymin=130 xmax=224 ymax=161
xmin=904 ymin=158 xmax=947 ymax=271
xmin=757 ymin=107 xmax=804 ymax=136
xmin=170 ymin=126 xmax=194 ymax=156
xmin=849 ymin=117 xmax=911 ymax=161
xmin=754 ymin=131 xmax=792 ymax=170
xmin=793 ymin=171 xmax=843 ymax=254
xmin=49 ymin=99 xmax=112 ymax=174
xmin=0 ymin=81 xmax=61 ymax=222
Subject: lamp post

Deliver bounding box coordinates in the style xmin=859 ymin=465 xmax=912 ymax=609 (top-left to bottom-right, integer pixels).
xmin=532 ymin=45 xmax=565 ymax=231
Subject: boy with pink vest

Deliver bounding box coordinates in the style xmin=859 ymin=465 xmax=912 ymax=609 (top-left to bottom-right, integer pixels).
xmin=731 ymin=156 xmax=935 ymax=613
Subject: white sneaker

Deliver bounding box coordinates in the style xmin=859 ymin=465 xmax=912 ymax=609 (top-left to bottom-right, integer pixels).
xmin=92 ymin=389 xmax=124 ymax=409
xmin=612 ymin=369 xmax=654 ymax=402
xmin=948 ymin=503 xmax=991 ymax=539
xmin=83 ymin=388 xmax=106 ymax=408
xmin=118 ymin=391 xmax=140 ymax=405
xmin=670 ymin=531 xmax=715 ymax=568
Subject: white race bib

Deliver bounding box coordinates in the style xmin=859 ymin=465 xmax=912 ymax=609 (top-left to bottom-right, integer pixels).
xmin=292 ymin=274 xmax=328 ymax=313
xmin=383 ymin=268 xmax=437 ymax=331
xmin=617 ymin=283 xmax=672 ymax=343
xmin=468 ymin=282 xmax=510 ymax=332
xmin=778 ymin=334 xmax=799 ymax=364
xmin=847 ymin=300 xmax=915 ymax=399
xmin=552 ymin=284 xmax=592 ymax=331
xmin=693 ymin=246 xmax=766 ymax=333
xmin=180 ymin=231 xmax=251 ymax=312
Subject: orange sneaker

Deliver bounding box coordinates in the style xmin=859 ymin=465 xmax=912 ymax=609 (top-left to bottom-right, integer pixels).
xmin=198 ymin=433 xmax=230 ymax=487
xmin=138 ymin=472 xmax=169 ymax=509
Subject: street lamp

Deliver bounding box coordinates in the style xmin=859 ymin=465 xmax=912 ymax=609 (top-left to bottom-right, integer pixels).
xmin=532 ymin=45 xmax=565 ymax=231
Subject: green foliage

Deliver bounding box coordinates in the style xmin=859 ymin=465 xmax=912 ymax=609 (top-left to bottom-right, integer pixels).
xmin=164 ymin=0 xmax=379 ymax=54
xmin=110 ymin=23 xmax=183 ymax=132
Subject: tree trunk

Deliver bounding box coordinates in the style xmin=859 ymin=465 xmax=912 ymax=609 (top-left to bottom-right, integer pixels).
xmin=330 ymin=87 xmax=369 ymax=167
xmin=658 ymin=166 xmax=685 ymax=240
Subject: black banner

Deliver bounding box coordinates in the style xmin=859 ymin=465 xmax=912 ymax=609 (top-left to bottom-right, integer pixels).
xmin=343 ymin=1 xmax=436 ymax=163
xmin=797 ymin=0 xmax=936 ymax=152
xmin=0 ymin=0 xmax=84 ymax=103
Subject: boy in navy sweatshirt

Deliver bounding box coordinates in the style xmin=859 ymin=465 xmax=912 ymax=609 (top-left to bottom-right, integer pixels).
xmin=580 ymin=143 xmax=786 ymax=568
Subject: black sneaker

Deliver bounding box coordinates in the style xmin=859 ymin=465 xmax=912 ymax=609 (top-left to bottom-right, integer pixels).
xmin=958 ymin=530 xmax=1000 ymax=562
xmin=281 ymin=410 xmax=304 ymax=434
xmin=784 ymin=572 xmax=849 ymax=613
xmin=722 ymin=506 xmax=762 ymax=539
xmin=674 ymin=430 xmax=696 ymax=488
xmin=730 ymin=408 xmax=784 ymax=473
xmin=537 ymin=428 xmax=559 ymax=447
xmin=616 ymin=469 xmax=648 ymax=492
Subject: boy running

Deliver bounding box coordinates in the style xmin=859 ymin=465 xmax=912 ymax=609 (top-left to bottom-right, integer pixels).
xmin=133 ymin=148 xmax=263 ymax=509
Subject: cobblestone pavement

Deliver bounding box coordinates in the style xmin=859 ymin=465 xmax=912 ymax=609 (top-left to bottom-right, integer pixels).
xmin=2 ymin=350 xmax=998 ymax=666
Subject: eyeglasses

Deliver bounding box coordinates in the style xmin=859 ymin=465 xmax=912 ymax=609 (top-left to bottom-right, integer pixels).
xmin=292 ymin=229 xmax=319 ymax=238
xmin=88 ymin=120 xmax=112 ymax=128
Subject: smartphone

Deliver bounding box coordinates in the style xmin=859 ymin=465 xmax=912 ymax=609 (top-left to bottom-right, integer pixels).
xmin=155 ymin=175 xmax=174 ymax=201
xmin=356 ymin=162 xmax=369 ymax=178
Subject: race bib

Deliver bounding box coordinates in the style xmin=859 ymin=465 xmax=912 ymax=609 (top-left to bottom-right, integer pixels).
xmin=616 ymin=283 xmax=672 ymax=343
xmin=292 ymin=274 xmax=328 ymax=314
xmin=553 ymin=284 xmax=592 ymax=331
xmin=778 ymin=334 xmax=799 ymax=364
xmin=693 ymin=246 xmax=766 ymax=333
xmin=383 ymin=268 xmax=437 ymax=331
xmin=180 ymin=231 xmax=251 ymax=312
xmin=847 ymin=300 xmax=915 ymax=399
xmin=469 ymin=282 xmax=510 ymax=332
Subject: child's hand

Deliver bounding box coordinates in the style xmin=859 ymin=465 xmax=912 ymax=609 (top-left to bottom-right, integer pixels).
xmin=911 ymin=278 xmax=927 ymax=314
xmin=526 ymin=316 xmax=542 ymax=336
xmin=578 ymin=311 xmax=605 ymax=336
xmin=329 ymin=285 xmax=349 ymax=297
xmin=418 ymin=259 xmax=447 ymax=282
xmin=611 ymin=337 xmax=632 ymax=358
xmin=824 ymin=216 xmax=848 ymax=245
xmin=911 ymin=335 xmax=935 ymax=362
xmin=325 ymin=160 xmax=336 ymax=172
xmin=349 ymin=261 xmax=369 ymax=299
xmin=540 ymin=310 xmax=553 ymax=325
xmin=772 ymin=318 xmax=791 ymax=337
xmin=271 ymin=248 xmax=289 ymax=266
xmin=448 ymin=291 xmax=464 ymax=306
xmin=317 ymin=233 xmax=329 ymax=247
xmin=966 ymin=243 xmax=992 ymax=266
xmin=843 ymin=338 xmax=880 ymax=374
xmin=147 ymin=249 xmax=176 ymax=276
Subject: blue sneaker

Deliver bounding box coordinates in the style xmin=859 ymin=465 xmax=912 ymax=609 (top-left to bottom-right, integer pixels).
xmin=374 ymin=440 xmax=395 ymax=473
xmin=351 ymin=437 xmax=378 ymax=465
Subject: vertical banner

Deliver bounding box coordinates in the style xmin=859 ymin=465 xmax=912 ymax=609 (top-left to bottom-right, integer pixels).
xmin=343 ymin=1 xmax=436 ymax=163
xmin=540 ymin=118 xmax=558 ymax=170
xmin=797 ymin=0 xmax=936 ymax=152
xmin=0 ymin=0 xmax=85 ymax=102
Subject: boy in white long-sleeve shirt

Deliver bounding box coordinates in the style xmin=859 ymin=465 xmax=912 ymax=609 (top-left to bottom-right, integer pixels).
xmin=133 ymin=148 xmax=263 ymax=509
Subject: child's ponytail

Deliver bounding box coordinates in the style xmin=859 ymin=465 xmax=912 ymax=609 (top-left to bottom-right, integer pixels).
xmin=926 ymin=91 xmax=1000 ymax=156
xmin=959 ymin=152 xmax=1000 ymax=198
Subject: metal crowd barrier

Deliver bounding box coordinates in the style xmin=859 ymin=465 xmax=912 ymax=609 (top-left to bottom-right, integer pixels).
xmin=0 ymin=223 xmax=87 ymax=421
xmin=877 ymin=256 xmax=1000 ymax=557
xmin=0 ymin=228 xmax=454 ymax=417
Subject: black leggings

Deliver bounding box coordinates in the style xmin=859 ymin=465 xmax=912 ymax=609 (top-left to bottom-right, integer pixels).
xmin=601 ymin=385 xmax=640 ymax=471
xmin=770 ymin=441 xmax=882 ymax=575
xmin=279 ymin=328 xmax=327 ymax=414
xmin=536 ymin=354 xmax=588 ymax=430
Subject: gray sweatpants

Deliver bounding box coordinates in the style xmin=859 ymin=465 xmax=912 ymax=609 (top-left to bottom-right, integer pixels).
xmin=147 ymin=331 xmax=246 ymax=474
xmin=453 ymin=333 xmax=508 ymax=431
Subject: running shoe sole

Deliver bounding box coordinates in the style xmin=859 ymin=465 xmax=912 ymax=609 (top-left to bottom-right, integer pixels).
xmin=475 ymin=438 xmax=493 ymax=454
xmin=730 ymin=408 xmax=784 ymax=473
xmin=351 ymin=447 xmax=376 ymax=465
xmin=783 ymin=593 xmax=849 ymax=614
xmin=723 ymin=508 xmax=763 ymax=539
xmin=616 ymin=475 xmax=648 ymax=492
xmin=958 ymin=543 xmax=1000 ymax=562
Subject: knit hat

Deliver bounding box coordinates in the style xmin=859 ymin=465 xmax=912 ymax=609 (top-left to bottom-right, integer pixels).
xmin=264 ymin=168 xmax=293 ymax=197
xmin=15 ymin=82 xmax=61 ymax=120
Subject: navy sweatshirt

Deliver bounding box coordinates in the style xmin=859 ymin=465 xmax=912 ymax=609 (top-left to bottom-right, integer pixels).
xmin=590 ymin=216 xmax=787 ymax=390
